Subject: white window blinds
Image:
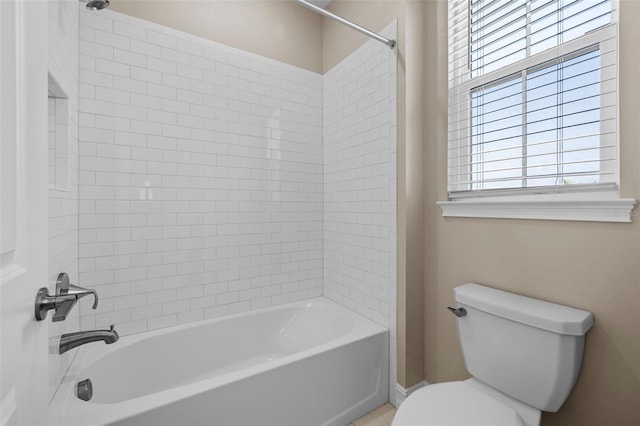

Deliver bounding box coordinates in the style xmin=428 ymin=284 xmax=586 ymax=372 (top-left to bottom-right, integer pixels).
xmin=448 ymin=0 xmax=617 ymax=196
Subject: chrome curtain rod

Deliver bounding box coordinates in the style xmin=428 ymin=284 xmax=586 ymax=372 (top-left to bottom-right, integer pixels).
xmin=296 ymin=0 xmax=396 ymax=49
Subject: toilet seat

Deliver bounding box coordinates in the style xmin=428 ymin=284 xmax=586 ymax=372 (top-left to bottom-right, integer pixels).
xmin=392 ymin=381 xmax=526 ymax=426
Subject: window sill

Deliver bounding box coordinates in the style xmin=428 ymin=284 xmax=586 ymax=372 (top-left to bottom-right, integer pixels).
xmin=437 ymin=198 xmax=638 ymax=223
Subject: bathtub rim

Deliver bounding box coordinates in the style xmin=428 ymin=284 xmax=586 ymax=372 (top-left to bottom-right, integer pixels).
xmin=49 ymin=296 xmax=388 ymax=426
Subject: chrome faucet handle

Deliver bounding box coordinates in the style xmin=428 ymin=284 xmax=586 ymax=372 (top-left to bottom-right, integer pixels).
xmin=34 ymin=273 xmax=99 ymax=321
xmin=34 ymin=289 xmax=58 ymax=321
xmin=65 ymin=284 xmax=99 ymax=309
xmin=57 ymin=273 xmax=99 ymax=309
xmin=35 ymin=287 xmax=77 ymax=322
xmin=52 ymin=298 xmax=77 ymax=322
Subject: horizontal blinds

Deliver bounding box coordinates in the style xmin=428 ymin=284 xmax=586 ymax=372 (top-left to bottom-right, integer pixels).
xmin=469 ymin=0 xmax=613 ymax=77
xmin=448 ymin=0 xmax=617 ymax=195
xmin=530 ymin=0 xmax=612 ymax=55
xmin=470 ymin=0 xmax=528 ymax=78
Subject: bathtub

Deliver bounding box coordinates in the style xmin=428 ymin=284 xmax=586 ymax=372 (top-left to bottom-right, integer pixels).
xmin=50 ymin=298 xmax=389 ymax=426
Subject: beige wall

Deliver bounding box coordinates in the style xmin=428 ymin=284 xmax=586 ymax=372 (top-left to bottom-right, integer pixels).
xmin=422 ymin=1 xmax=640 ymax=426
xmin=110 ymin=0 xmax=323 ymax=73
xmin=322 ymin=0 xmax=402 ymax=72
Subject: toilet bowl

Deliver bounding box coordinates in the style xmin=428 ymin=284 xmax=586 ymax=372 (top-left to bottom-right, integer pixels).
xmin=392 ymin=379 xmax=541 ymax=426
xmin=392 ymin=284 xmax=593 ymax=426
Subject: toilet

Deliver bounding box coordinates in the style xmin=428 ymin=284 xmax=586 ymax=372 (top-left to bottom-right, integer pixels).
xmin=392 ymin=283 xmax=594 ymax=426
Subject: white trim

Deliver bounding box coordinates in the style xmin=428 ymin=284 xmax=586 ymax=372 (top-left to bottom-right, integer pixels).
xmin=391 ymin=380 xmax=429 ymax=407
xmin=437 ymin=198 xmax=637 ymax=222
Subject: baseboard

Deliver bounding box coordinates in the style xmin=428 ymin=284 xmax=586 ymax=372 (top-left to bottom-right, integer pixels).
xmin=391 ymin=380 xmax=429 ymax=407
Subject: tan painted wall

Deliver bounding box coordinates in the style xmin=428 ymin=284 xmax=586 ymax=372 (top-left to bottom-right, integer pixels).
xmin=322 ymin=0 xmax=403 ymax=73
xmin=109 ymin=0 xmax=323 ymax=73
xmin=423 ymin=1 xmax=640 ymax=426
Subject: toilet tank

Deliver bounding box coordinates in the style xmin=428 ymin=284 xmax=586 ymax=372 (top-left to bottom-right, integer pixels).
xmin=454 ymin=284 xmax=593 ymax=412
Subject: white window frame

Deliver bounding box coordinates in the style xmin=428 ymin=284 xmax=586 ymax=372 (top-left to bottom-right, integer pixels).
xmin=440 ymin=0 xmax=637 ymax=222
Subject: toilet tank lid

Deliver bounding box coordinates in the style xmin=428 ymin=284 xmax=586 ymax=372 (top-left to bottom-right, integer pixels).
xmin=454 ymin=284 xmax=594 ymax=335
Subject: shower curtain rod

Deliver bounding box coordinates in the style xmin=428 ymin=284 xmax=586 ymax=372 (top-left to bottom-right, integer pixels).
xmin=295 ymin=0 xmax=396 ymax=49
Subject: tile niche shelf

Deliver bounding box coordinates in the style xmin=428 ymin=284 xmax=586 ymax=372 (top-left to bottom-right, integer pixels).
xmin=47 ymin=72 xmax=70 ymax=191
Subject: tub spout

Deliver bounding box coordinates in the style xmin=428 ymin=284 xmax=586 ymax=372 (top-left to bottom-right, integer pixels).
xmin=59 ymin=325 xmax=119 ymax=354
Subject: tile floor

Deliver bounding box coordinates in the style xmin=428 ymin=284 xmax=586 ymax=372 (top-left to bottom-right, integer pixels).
xmin=349 ymin=403 xmax=396 ymax=426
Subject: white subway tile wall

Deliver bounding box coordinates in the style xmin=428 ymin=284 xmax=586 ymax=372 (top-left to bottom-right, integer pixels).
xmin=323 ymin=23 xmax=397 ymax=328
xmin=323 ymin=22 xmax=398 ymax=399
xmin=78 ymin=9 xmax=323 ymax=335
xmin=48 ymin=0 xmax=80 ymax=401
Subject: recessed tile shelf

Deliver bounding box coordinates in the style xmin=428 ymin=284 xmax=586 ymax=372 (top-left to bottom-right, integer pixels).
xmin=48 ymin=73 xmax=70 ymax=191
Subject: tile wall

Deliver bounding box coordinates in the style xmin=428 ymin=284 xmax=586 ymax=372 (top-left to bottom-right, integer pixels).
xmin=77 ymin=9 xmax=323 ymax=335
xmin=323 ymin=21 xmax=398 ymax=398
xmin=76 ymin=10 xmax=397 ymax=396
xmin=323 ymin=23 xmax=397 ymax=329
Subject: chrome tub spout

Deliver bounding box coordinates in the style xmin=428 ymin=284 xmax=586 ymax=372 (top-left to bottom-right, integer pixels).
xmin=59 ymin=325 xmax=119 ymax=354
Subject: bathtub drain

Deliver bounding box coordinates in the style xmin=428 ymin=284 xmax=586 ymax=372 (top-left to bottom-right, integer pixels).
xmin=76 ymin=379 xmax=93 ymax=401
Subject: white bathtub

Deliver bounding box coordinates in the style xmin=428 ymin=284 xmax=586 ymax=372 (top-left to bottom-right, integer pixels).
xmin=50 ymin=298 xmax=389 ymax=426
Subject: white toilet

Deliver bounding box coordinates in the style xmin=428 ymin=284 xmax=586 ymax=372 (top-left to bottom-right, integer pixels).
xmin=392 ymin=283 xmax=594 ymax=426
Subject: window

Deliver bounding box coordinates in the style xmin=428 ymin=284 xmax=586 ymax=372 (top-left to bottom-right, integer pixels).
xmin=442 ymin=0 xmax=636 ymax=222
